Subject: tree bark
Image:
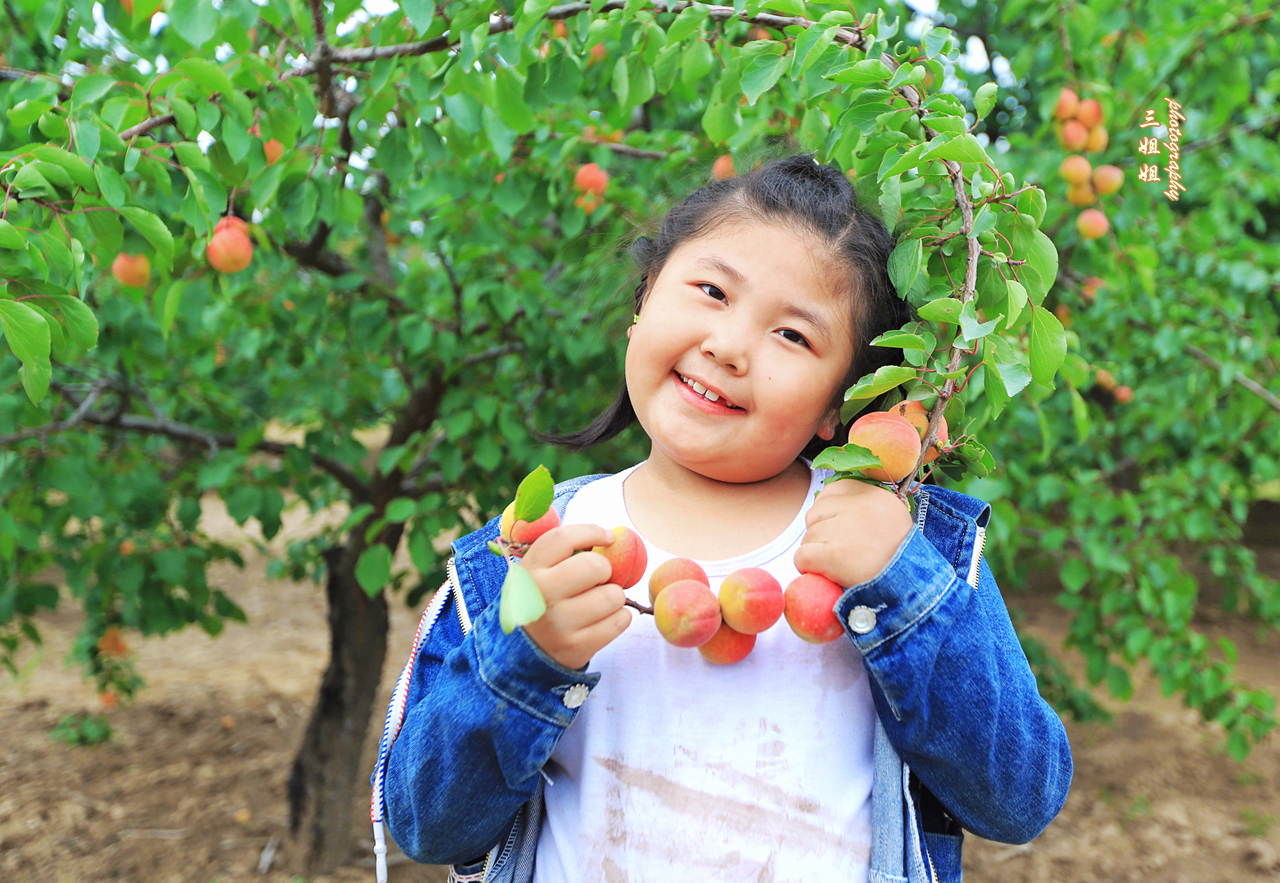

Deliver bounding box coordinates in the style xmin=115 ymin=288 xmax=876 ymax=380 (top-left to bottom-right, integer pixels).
xmin=287 ymin=540 xmax=391 ymax=873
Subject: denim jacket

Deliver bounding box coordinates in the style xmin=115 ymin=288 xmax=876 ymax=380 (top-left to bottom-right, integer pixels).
xmin=370 ymin=472 xmax=1073 ymax=883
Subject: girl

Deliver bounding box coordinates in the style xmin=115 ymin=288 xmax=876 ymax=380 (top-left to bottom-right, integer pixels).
xmin=371 ymin=154 xmax=1072 ymax=883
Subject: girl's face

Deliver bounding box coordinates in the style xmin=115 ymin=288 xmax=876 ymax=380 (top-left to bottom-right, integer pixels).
xmin=625 ymin=218 xmax=857 ymax=485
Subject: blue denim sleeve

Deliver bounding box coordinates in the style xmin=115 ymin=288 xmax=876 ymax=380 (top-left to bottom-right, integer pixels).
xmin=382 ymin=593 xmax=600 ymax=866
xmin=834 ymin=527 xmax=1073 ymax=844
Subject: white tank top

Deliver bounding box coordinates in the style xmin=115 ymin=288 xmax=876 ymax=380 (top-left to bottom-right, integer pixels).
xmin=532 ymin=459 xmax=876 ymax=883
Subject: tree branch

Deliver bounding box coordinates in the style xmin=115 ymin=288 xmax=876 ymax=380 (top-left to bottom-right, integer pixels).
xmin=308 ymin=0 xmax=335 ymax=116
xmin=1130 ymin=320 xmax=1280 ymax=414
xmin=120 ymin=113 xmax=176 ymax=141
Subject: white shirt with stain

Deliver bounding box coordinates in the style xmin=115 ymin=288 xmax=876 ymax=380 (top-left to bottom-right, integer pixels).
xmin=533 ymin=460 xmax=876 ymax=883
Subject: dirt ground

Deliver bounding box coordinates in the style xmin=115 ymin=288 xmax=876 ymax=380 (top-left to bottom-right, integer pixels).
xmin=2 ymin=494 xmax=1279 ymax=883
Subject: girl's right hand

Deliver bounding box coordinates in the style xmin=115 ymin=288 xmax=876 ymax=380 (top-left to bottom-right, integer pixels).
xmin=517 ymin=524 xmax=633 ymax=671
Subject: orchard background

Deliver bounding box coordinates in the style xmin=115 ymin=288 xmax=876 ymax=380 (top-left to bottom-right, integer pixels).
xmin=2 ymin=0 xmax=1279 ymax=880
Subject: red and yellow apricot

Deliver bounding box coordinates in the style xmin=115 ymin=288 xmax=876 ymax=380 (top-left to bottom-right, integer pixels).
xmin=718 ymin=567 xmax=783 ymax=635
xmin=712 ymin=154 xmax=736 ymax=180
xmin=111 ymin=253 xmax=150 ymax=287
xmin=1060 ymin=120 xmax=1089 ymax=152
xmin=591 ymin=526 xmax=647 ymax=589
xmin=847 ymin=411 xmax=922 ymax=482
xmin=1077 ymin=209 xmax=1109 ymax=240
xmin=1059 ymin=155 xmax=1092 ymax=185
xmin=1076 ymin=99 xmax=1103 ymax=129
xmin=649 ymin=556 xmax=709 ymax=605
xmin=1066 ymin=183 xmax=1096 ymax=207
xmin=698 ymin=621 xmax=756 ymax=664
xmin=653 ymin=579 xmax=722 ymax=647
xmin=888 ymin=400 xmax=949 ymax=465
xmin=1085 ymin=124 xmax=1108 ymax=153
xmin=783 ymin=573 xmax=846 ymax=644
xmin=207 ymin=226 xmax=253 ymax=273
xmin=573 ymin=162 xmax=609 ymax=196
xmin=1053 ymin=88 xmax=1079 ymax=121
xmin=1093 ymin=165 xmax=1124 ymax=196
xmin=1114 ymin=385 xmax=1134 ymax=404
xmin=499 ymin=500 xmax=561 ymax=545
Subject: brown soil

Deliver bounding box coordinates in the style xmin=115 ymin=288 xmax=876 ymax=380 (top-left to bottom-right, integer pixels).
xmin=2 ymin=495 xmax=1278 ymax=883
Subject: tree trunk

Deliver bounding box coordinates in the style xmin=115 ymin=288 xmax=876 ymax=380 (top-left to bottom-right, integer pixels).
xmin=287 ymin=541 xmax=390 ymax=874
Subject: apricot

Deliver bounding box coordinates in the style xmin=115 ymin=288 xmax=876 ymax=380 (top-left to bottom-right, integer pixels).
xmin=1076 ymin=99 xmax=1103 ymax=129
xmin=500 ymin=500 xmax=561 ymax=545
xmin=111 ymin=253 xmax=150 ymax=287
xmin=653 ymin=579 xmax=722 ymax=648
xmin=214 ymin=216 xmax=248 ymax=236
xmin=1059 ymin=155 xmax=1092 ymax=185
xmin=263 ymin=138 xmax=284 ymax=165
xmin=1077 ymin=208 xmax=1109 ymax=240
xmin=1085 ymin=124 xmax=1108 ymax=153
xmin=719 ymin=567 xmax=783 ymax=634
xmin=1060 ymin=120 xmax=1089 ymax=152
xmin=1081 ymin=276 xmax=1105 ymax=302
xmin=573 ymin=162 xmax=609 ymax=196
xmin=207 ymin=227 xmax=253 ymax=273
xmin=1093 ymin=165 xmax=1124 ymax=196
xmin=888 ymin=401 xmax=949 ymax=465
xmin=1095 ymin=368 xmax=1117 ymax=391
xmin=698 ymin=621 xmax=756 ymax=664
xmin=573 ymin=191 xmax=602 ymax=215
xmin=1054 ymin=304 xmax=1072 ymax=327
xmin=649 ymin=556 xmax=709 ymax=605
xmin=1053 ymin=88 xmax=1079 ymax=121
xmin=587 ymin=43 xmax=607 ymax=65
xmin=118 ymin=539 xmax=136 ymax=556
xmin=1114 ymin=385 xmax=1134 ymax=404
xmin=846 ymin=411 xmax=922 ymax=483
xmin=783 ymin=573 xmax=846 ymax=644
xmin=591 ymin=525 xmax=647 ymax=589
xmin=553 ymin=20 xmax=567 ymax=39
xmin=712 ymin=154 xmax=736 ymax=180
xmin=1066 ymin=182 xmax=1096 ymax=207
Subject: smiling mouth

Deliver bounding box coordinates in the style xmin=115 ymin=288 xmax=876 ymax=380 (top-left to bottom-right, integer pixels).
xmin=675 ymin=372 xmax=744 ymax=410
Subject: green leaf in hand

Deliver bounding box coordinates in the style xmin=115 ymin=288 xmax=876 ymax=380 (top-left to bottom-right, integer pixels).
xmin=499 ymin=560 xmax=547 ymax=634
xmin=514 ymin=464 xmax=554 ymax=523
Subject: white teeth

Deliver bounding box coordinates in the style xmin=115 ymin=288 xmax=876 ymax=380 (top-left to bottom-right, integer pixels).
xmin=680 ymin=374 xmax=738 ymax=408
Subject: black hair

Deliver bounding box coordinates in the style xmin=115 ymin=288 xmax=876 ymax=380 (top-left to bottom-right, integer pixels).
xmin=531 ymin=152 xmax=913 ymax=462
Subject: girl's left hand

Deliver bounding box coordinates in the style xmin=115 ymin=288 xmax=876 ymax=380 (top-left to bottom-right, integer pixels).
xmin=794 ymin=479 xmax=914 ymax=590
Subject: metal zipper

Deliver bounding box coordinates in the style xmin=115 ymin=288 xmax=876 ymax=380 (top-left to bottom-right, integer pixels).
xmin=966 ymin=525 xmax=987 ymax=589
xmin=447 ymin=555 xmax=472 ymax=634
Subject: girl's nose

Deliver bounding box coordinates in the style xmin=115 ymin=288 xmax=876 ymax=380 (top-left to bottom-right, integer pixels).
xmin=700 ymin=318 xmax=751 ymax=373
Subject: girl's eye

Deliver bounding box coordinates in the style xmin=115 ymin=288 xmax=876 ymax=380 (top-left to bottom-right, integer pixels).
xmin=698 ymin=284 xmax=811 ymax=349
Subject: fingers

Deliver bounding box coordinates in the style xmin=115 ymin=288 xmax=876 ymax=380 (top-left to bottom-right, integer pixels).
xmin=522 ymin=523 xmax=615 ymax=603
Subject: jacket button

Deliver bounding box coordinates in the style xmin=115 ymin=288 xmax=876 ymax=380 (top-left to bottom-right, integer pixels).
xmin=847 ymin=606 xmax=877 ymax=634
xmin=563 ymin=683 xmax=590 ymax=709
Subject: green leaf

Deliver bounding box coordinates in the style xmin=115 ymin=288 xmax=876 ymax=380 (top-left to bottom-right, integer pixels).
xmin=1016 ymin=187 xmax=1046 ymax=227
xmin=1029 ymin=305 xmax=1066 ymax=386
xmin=513 ymin=464 xmax=554 ymax=523
xmin=516 ymin=0 xmax=554 ymax=41
xmin=0 ymin=219 xmax=25 ymax=250
xmin=1004 ymin=278 xmax=1028 ymax=329
xmin=887 ymin=238 xmax=923 ymax=297
xmin=811 ymin=442 xmax=883 ymax=474
xmin=94 ymin=163 xmax=127 ymax=207
xmin=33 ymin=146 xmax=96 ymax=190
xmin=791 ymin=23 xmax=835 ymax=76
xmin=959 ymin=301 xmax=999 ymax=343
xmin=169 ymin=0 xmax=219 ymax=46
xmin=119 ymin=206 xmax=174 ymax=269
xmin=175 ymin=58 xmax=237 ymax=97
xmin=666 ymin=3 xmax=709 ymax=43
xmin=868 ymin=330 xmax=928 ymax=350
xmin=153 ymin=281 xmax=182 ymax=340
xmin=499 ymin=560 xmax=547 ymax=633
xmin=0 ymin=300 xmax=52 ymax=402
xmin=401 ymin=0 xmax=435 ymax=34
xmin=741 ymin=53 xmax=788 ymax=106
xmin=879 ymin=142 xmax=927 ymax=181
xmin=356 ymin=545 xmax=394 ymax=598
xmin=985 ymin=335 xmax=1033 ymax=398
xmin=842 ymin=364 xmax=917 ymax=407
xmin=495 ymin=67 xmax=535 ymax=132
xmin=681 ymin=39 xmax=714 ymax=86
xmin=975 ymin=82 xmax=998 ymax=119
xmin=385 ymin=498 xmax=417 ymax=523
xmin=1019 ymin=230 xmax=1059 ymax=305
xmin=47 ymin=296 xmax=99 ymax=350
xmin=72 ymin=74 xmax=115 ymax=107
xmin=887 ymin=62 xmax=925 ymax=90
xmin=917 ymin=297 xmax=962 ymax=324
xmin=920 ymin=133 xmax=987 ymax=164
xmin=828 ymin=59 xmax=892 ymax=86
